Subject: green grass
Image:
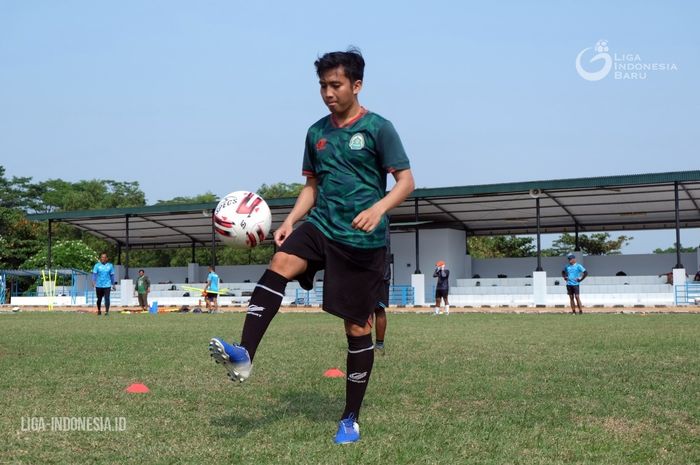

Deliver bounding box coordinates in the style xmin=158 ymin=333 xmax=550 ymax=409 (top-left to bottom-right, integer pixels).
xmin=0 ymin=311 xmax=698 ymax=464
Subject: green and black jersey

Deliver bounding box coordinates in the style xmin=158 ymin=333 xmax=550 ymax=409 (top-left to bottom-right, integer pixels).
xmin=302 ymin=109 xmax=410 ymax=249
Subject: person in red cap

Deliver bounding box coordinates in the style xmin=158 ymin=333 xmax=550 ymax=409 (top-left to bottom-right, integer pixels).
xmin=433 ymin=260 xmax=450 ymax=315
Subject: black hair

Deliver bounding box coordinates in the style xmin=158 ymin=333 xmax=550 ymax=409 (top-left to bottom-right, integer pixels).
xmin=315 ymin=47 xmax=364 ymax=83
xmin=139 ymin=269 xmax=145 ymax=273
xmin=209 ymin=265 xmax=215 ymax=271
xmin=100 ymin=252 xmax=108 ymax=257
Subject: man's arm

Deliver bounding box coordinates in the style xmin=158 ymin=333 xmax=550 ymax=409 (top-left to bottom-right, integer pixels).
xmin=352 ymin=168 xmax=415 ymax=232
xmin=274 ymin=177 xmax=318 ymax=246
xmin=578 ymin=271 xmax=588 ymax=282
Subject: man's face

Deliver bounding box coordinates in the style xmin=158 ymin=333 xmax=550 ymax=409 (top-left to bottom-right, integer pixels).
xmin=100 ymin=254 xmax=108 ymax=264
xmin=319 ymin=66 xmax=361 ymax=115
xmin=568 ymin=257 xmax=576 ymax=264
xmin=139 ymin=271 xmax=144 ymax=276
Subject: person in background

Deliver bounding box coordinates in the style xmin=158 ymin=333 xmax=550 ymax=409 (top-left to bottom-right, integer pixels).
xmin=203 ymin=265 xmax=220 ymax=313
xmin=433 ymin=260 xmax=450 ymax=315
xmin=135 ymin=269 xmax=151 ymax=312
xmin=563 ymin=253 xmax=588 ymax=314
xmin=92 ymin=252 xmax=116 ymax=316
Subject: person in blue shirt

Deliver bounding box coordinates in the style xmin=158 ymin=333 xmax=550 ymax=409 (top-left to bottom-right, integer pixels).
xmin=562 ymin=253 xmax=588 ymax=314
xmin=203 ymin=265 xmax=220 ymax=313
xmin=92 ymin=252 xmax=116 ymax=316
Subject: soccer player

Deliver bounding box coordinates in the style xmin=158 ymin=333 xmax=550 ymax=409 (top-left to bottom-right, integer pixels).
xmin=92 ymin=252 xmax=115 ymax=316
xmin=135 ymin=269 xmax=151 ymax=312
xmin=562 ymin=253 xmax=587 ymax=314
xmin=374 ymin=224 xmax=391 ymax=355
xmin=203 ymin=265 xmax=220 ymax=313
xmin=209 ymin=48 xmax=414 ymax=444
xmin=433 ymin=260 xmax=450 ymax=315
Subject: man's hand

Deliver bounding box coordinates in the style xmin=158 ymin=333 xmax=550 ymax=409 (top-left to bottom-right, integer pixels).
xmin=274 ymin=221 xmax=295 ymax=247
xmin=351 ymin=205 xmax=384 ymax=232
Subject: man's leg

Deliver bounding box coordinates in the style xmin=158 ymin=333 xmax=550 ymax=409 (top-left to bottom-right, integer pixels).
xmin=239 ymin=252 xmax=306 ymax=361
xmin=434 ymin=295 xmax=441 ymax=315
xmin=104 ymin=288 xmax=110 ymax=315
xmin=96 ymin=288 xmax=103 ymax=315
xmin=209 ymin=252 xmax=308 ymax=383
xmin=444 ymin=295 xmax=450 ymax=315
xmin=575 ymin=294 xmax=583 ymax=314
xmin=568 ymin=293 xmax=576 ymax=313
xmin=374 ymin=307 xmax=386 ymax=354
xmin=339 ymin=319 xmax=374 ymax=425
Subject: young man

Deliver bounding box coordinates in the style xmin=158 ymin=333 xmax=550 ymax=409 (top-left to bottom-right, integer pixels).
xmin=562 ymin=253 xmax=587 ymax=314
xmin=209 ymin=49 xmax=414 ymax=444
xmin=92 ymin=252 xmax=115 ymax=316
xmin=135 ymin=269 xmax=151 ymax=312
xmin=203 ymin=265 xmax=220 ymax=313
xmin=433 ymin=260 xmax=450 ymax=315
xmin=374 ymin=224 xmax=391 ymax=355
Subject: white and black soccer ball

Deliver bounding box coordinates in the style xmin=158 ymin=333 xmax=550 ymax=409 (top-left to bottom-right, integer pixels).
xmin=214 ymin=191 xmax=272 ymax=248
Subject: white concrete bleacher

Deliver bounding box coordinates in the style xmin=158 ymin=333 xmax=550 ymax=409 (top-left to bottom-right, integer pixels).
xmin=450 ymin=275 xmax=674 ymax=306
xmin=127 ymin=281 xmax=304 ymax=307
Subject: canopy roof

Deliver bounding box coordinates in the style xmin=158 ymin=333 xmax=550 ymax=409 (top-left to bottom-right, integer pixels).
xmin=27 ymin=170 xmax=700 ymax=249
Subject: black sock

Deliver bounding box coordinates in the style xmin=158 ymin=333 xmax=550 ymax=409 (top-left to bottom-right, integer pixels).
xmin=342 ymin=334 xmax=374 ymax=421
xmin=240 ymin=269 xmax=288 ymax=361
xmin=376 ymin=339 xmax=384 ymax=345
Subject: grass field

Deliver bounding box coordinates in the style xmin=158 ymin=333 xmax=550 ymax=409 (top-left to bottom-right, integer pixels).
xmin=0 ymin=311 xmax=698 ymax=465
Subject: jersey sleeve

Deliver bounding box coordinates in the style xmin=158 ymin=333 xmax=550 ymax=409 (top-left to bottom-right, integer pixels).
xmin=302 ymin=131 xmax=316 ymax=177
xmin=376 ymin=121 xmax=410 ymax=173
xmin=579 ymin=264 xmax=587 ymax=273
xmin=92 ymin=263 xmax=99 ymax=273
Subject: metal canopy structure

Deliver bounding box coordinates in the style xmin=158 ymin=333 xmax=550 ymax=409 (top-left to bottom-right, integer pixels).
xmin=26 ymin=170 xmax=700 ymax=274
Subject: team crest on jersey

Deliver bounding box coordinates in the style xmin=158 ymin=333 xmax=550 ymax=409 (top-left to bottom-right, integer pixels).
xmin=348 ymin=133 xmax=365 ymax=150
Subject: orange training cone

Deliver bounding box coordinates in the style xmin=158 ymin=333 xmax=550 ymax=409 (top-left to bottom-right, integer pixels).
xmin=125 ymin=383 xmax=150 ymax=393
xmin=323 ymin=368 xmax=345 ymax=378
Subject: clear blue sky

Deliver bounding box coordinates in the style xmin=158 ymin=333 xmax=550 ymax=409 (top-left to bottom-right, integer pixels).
xmin=1 ymin=1 xmax=698 ymax=254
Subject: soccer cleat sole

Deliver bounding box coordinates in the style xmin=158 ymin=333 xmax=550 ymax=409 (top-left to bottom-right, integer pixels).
xmin=208 ymin=339 xmax=250 ymax=383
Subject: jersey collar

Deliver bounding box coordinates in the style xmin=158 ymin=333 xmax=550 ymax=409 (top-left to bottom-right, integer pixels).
xmin=330 ymin=107 xmax=368 ymax=128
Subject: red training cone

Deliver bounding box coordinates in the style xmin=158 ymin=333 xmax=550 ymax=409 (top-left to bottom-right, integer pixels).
xmin=323 ymin=368 xmax=345 ymax=378
xmin=125 ymin=383 xmax=150 ymax=393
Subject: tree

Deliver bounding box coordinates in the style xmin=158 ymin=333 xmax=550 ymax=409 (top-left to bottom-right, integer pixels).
xmin=21 ymin=240 xmax=97 ymax=272
xmin=0 ymin=208 xmax=42 ymax=269
xmin=653 ymin=244 xmax=698 ymax=254
xmin=467 ymin=236 xmax=535 ymax=259
xmin=37 ymin=179 xmax=146 ymax=212
xmin=257 ymin=182 xmax=303 ymax=199
xmin=543 ymin=232 xmax=632 ymax=256
xmin=156 ymin=193 xmax=218 ymax=205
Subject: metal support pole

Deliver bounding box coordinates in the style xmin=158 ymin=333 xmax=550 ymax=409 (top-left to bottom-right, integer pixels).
xmin=191 ymin=240 xmax=196 ymax=263
xmin=125 ymin=215 xmax=130 ymax=279
xmin=574 ymin=223 xmax=580 ymax=251
xmin=414 ymin=198 xmax=421 ymax=274
xmin=210 ymin=210 xmax=217 ymax=267
xmin=674 ymin=181 xmax=683 ymax=269
xmin=536 ymin=197 xmax=543 ymax=271
xmin=47 ymin=219 xmax=53 ymax=269
xmin=117 ymin=244 xmax=122 ymax=265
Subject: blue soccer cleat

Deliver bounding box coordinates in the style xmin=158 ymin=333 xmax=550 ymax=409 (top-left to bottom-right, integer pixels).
xmin=333 ymin=414 xmax=360 ymax=444
xmin=209 ymin=338 xmax=253 ymax=383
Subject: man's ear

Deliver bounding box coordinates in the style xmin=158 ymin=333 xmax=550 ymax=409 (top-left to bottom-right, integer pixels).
xmin=352 ymin=79 xmax=363 ymax=95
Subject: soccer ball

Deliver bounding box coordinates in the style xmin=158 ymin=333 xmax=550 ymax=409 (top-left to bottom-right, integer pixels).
xmin=214 ymin=191 xmax=272 ymax=248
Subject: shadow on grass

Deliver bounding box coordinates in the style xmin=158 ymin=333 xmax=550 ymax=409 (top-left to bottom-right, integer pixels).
xmin=209 ymin=389 xmax=338 ymax=435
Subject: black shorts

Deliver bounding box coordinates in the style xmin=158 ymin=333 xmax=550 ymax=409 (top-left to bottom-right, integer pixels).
xmin=96 ymin=287 xmax=111 ymax=300
xmin=375 ymin=281 xmax=390 ymax=311
xmin=435 ymin=288 xmax=449 ymax=300
xmin=566 ymin=285 xmax=580 ymax=296
xmin=205 ymin=292 xmax=218 ymax=301
xmin=278 ymin=222 xmax=385 ymax=326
